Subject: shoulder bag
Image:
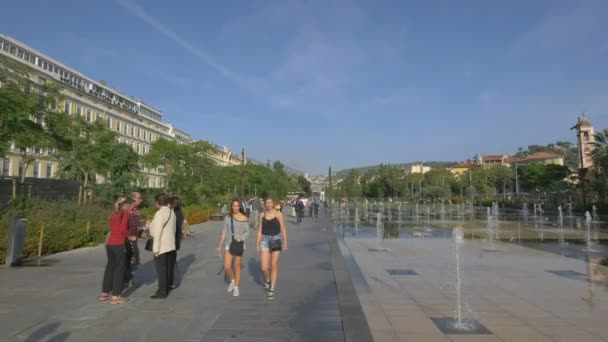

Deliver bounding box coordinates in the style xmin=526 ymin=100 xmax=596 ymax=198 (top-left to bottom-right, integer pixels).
xmin=229 ymin=216 xmax=244 ymax=256
xmin=145 ymin=210 xmax=172 ymax=252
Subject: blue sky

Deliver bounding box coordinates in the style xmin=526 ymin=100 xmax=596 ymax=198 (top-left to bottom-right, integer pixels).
xmin=3 ymin=0 xmax=608 ymax=175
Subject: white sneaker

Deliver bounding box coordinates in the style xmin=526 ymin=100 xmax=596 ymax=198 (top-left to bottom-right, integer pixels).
xmin=227 ymin=280 xmax=235 ymax=292
xmin=233 ymin=286 xmax=239 ymax=297
xmin=264 ymin=281 xmax=271 ymax=292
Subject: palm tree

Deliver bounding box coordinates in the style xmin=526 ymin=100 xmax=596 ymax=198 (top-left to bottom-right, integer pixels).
xmin=591 ymin=129 xmax=608 ymax=175
xmin=591 ymin=129 xmax=608 ymax=202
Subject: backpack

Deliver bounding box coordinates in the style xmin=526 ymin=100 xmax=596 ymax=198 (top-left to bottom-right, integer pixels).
xmin=296 ymin=200 xmax=304 ymax=210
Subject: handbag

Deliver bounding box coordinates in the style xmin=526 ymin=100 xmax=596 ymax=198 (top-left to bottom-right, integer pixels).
xmin=229 ymin=216 xmax=244 ymax=256
xmin=145 ymin=210 xmax=172 ymax=252
xmin=269 ymin=236 xmax=282 ymax=251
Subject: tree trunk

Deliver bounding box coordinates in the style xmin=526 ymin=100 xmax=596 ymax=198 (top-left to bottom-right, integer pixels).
xmin=83 ymin=171 xmax=89 ymax=205
xmin=19 ymin=151 xmax=31 ymax=184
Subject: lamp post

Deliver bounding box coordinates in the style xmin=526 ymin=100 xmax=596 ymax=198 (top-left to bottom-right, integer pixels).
xmin=240 ymin=148 xmax=245 ymax=199
xmin=515 ymin=163 xmax=519 ymax=197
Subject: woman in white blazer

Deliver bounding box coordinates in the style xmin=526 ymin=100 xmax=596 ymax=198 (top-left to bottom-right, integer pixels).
xmin=149 ymin=194 xmax=176 ymax=299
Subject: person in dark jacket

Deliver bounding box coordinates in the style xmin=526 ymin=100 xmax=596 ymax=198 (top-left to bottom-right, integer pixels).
xmin=168 ymin=196 xmax=184 ymax=289
xmin=295 ymin=196 xmax=305 ymax=223
xmin=124 ymin=192 xmax=144 ymax=287
xmin=99 ymin=196 xmax=132 ymax=304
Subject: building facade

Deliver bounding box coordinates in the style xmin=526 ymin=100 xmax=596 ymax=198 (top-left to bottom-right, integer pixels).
xmin=0 ymin=34 xmax=191 ymax=188
xmin=404 ymin=163 xmax=431 ymax=175
xmin=572 ymin=116 xmax=595 ymax=170
xmin=514 ymin=152 xmax=564 ymax=166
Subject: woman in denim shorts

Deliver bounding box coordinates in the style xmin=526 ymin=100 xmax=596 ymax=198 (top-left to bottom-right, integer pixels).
xmin=256 ymin=198 xmax=288 ymax=299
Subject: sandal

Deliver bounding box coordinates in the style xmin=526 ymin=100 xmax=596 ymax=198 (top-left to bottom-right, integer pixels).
xmin=110 ymin=296 xmax=129 ymax=304
xmin=98 ymin=293 xmax=111 ymax=301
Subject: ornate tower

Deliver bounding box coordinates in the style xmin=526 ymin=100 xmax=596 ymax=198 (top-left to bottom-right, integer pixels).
xmin=572 ymin=115 xmax=595 ymax=170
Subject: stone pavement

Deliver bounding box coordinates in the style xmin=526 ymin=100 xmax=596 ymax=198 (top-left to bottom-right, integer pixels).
xmin=342 ymin=236 xmax=608 ymax=342
xmin=0 ymin=208 xmax=372 ymax=342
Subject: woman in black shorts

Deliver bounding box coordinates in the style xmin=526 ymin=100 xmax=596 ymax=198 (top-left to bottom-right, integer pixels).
xmin=256 ymin=198 xmax=288 ymax=299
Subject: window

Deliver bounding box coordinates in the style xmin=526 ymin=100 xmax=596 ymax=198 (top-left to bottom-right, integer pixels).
xmin=64 ymin=100 xmax=71 ymax=114
xmin=33 ymin=161 xmax=40 ymax=178
xmin=77 ymin=106 xmax=83 ymax=118
xmin=2 ymin=158 xmax=10 ymax=176
xmin=107 ymin=117 xmax=112 ymax=129
xmin=583 ymin=132 xmax=589 ymax=141
xmin=46 ymin=163 xmax=53 ymax=178
xmin=86 ymin=109 xmax=92 ymax=122
xmin=47 ymin=147 xmax=54 ymax=155
xmin=130 ymin=126 xmax=134 ymax=137
xmin=137 ymin=143 xmax=141 ymax=154
xmin=34 ymin=146 xmax=41 ymax=154
xmin=116 ymin=120 xmax=121 ymax=132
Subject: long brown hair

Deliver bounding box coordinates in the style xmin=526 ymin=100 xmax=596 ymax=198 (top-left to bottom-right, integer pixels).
xmin=230 ymin=199 xmax=245 ymax=216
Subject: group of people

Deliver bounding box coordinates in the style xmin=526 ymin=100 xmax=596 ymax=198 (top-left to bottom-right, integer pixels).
xmin=99 ymin=193 xmax=183 ymax=304
xmin=100 ymin=194 xmax=289 ymax=303
xmin=294 ymin=196 xmax=320 ymax=222
xmin=217 ymin=198 xmax=288 ymax=299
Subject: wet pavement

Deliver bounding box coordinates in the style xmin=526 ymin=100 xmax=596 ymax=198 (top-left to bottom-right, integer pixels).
xmin=336 ymin=206 xmax=608 ymax=341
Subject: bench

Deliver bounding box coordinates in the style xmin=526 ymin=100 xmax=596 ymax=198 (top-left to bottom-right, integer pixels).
xmin=210 ymin=213 xmax=225 ymax=221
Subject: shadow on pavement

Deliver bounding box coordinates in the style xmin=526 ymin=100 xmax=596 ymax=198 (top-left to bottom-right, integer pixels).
xmin=24 ymin=321 xmax=70 ymax=342
xmin=174 ymin=253 xmax=196 ymax=287
xmin=247 ymin=257 xmax=264 ymax=287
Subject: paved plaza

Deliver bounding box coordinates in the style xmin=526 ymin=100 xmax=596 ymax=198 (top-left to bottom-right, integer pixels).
xmin=0 ymin=210 xmax=370 ymax=342
xmin=2 ymin=208 xmax=608 ymax=341
xmin=343 ymin=235 xmax=608 ymax=341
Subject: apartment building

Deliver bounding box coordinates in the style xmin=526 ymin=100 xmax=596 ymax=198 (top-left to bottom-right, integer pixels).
xmin=0 ymin=34 xmax=194 ymax=188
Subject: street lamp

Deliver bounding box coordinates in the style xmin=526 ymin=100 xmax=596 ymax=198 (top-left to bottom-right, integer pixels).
xmin=515 ymin=163 xmax=519 ymax=197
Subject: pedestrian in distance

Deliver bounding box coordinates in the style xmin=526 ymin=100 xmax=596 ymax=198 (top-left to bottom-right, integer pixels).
xmin=309 ymin=199 xmax=314 ymax=217
xmin=149 ymin=194 xmax=177 ymax=299
xmin=313 ymin=197 xmax=320 ymax=218
xmin=216 ymin=199 xmax=250 ymax=297
xmin=256 ymin=198 xmax=288 ymax=300
xmin=295 ymin=196 xmax=305 ymax=223
xmin=99 ymin=196 xmax=132 ymax=304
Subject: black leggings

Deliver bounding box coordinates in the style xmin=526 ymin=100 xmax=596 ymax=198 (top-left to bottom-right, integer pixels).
xmin=102 ymin=245 xmax=126 ymax=296
xmin=154 ymin=253 xmax=170 ymax=296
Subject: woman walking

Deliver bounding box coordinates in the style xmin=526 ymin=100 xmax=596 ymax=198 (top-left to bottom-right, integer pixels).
xmin=99 ymin=196 xmax=132 ymax=304
xmin=149 ymin=194 xmax=176 ymax=299
xmin=256 ymin=198 xmax=288 ymax=300
xmin=216 ymin=200 xmax=249 ymax=297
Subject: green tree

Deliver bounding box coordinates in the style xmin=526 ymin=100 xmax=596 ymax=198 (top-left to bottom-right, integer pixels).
xmin=487 ymin=165 xmax=514 ymax=198
xmin=591 ymin=129 xmax=608 ymax=176
xmin=56 ymin=119 xmax=117 ymax=203
xmin=107 ymin=143 xmax=142 ymax=194
xmin=591 ymin=129 xmax=608 ymax=203
xmin=340 ymin=169 xmax=362 ymax=198
xmin=296 ymin=175 xmax=312 ymax=195
xmin=518 ymin=163 xmax=570 ymax=192
xmin=0 ymin=78 xmax=66 ymax=183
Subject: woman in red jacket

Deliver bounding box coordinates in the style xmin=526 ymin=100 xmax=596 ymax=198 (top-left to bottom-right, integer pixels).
xmin=99 ymin=196 xmax=132 ymax=304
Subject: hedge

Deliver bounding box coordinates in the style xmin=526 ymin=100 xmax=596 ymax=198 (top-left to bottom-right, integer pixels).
xmin=0 ymin=198 xmax=218 ymax=264
xmin=0 ymin=198 xmax=111 ymax=264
